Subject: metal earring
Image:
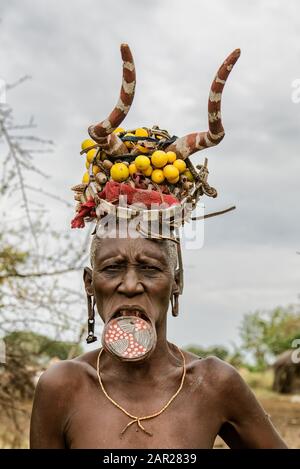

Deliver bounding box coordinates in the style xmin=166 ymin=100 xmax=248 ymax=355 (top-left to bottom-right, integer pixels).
xmin=86 ymin=294 xmax=97 ymax=344
xmin=171 ymin=292 xmax=179 ymax=317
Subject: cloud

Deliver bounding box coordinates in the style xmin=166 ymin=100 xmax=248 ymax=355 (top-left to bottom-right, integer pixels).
xmin=1 ymin=0 xmax=300 ymax=347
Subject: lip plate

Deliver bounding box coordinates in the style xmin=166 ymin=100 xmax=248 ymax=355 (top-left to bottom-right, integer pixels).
xmin=102 ymin=314 xmax=157 ymax=362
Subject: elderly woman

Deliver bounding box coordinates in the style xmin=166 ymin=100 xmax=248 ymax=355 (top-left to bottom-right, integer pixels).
xmin=30 ymin=45 xmax=287 ymax=449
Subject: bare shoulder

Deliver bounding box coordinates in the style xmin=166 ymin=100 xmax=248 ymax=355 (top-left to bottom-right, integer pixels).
xmin=30 ymin=350 xmax=100 ymax=448
xmin=183 ymin=350 xmax=238 ymax=379
xmin=183 ymin=350 xmax=246 ymax=395
xmin=37 ymin=349 xmax=99 ymax=393
xmin=188 ymin=356 xmax=287 ymax=448
xmin=198 ymin=355 xmax=241 ymax=384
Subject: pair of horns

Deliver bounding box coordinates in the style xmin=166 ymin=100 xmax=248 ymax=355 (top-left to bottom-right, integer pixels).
xmin=88 ymin=44 xmax=240 ymax=159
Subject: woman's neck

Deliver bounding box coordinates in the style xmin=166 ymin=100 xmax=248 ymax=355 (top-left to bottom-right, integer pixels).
xmin=100 ymin=337 xmax=182 ymax=383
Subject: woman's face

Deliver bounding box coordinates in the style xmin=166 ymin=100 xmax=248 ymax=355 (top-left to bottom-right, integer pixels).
xmin=86 ymin=237 xmax=177 ymax=327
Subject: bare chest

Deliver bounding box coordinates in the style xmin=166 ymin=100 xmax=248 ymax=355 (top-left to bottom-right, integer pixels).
xmin=64 ymin=381 xmax=222 ymax=449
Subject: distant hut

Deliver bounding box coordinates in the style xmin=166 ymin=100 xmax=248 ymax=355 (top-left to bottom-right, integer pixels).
xmin=273 ymin=350 xmax=300 ymax=394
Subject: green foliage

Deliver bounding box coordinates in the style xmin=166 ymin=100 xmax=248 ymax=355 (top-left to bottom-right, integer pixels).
xmin=239 ymin=306 xmax=300 ymax=370
xmin=185 ymin=344 xmax=229 ymax=361
xmin=227 ymin=348 xmax=244 ymax=368
xmin=4 ymin=330 xmax=83 ymax=363
xmin=0 ymin=235 xmax=29 ymax=284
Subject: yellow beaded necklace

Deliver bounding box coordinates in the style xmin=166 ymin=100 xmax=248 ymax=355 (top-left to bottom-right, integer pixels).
xmin=96 ymin=346 xmax=186 ymax=437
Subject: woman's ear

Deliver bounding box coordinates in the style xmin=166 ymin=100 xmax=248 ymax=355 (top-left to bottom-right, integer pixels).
xmin=172 ymin=269 xmax=181 ymax=296
xmin=170 ymin=270 xmax=181 ymax=317
xmin=83 ymin=267 xmax=93 ymax=296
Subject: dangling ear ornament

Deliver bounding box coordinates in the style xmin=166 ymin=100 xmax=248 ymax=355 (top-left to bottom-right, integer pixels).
xmin=171 ymin=292 xmax=179 ymax=317
xmin=86 ymin=295 xmax=97 ymax=344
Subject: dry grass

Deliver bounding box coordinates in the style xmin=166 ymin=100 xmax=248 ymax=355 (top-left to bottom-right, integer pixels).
xmin=239 ymin=367 xmax=274 ymax=391
xmin=0 ymin=401 xmax=30 ymax=449
xmin=214 ymin=368 xmax=300 ymax=448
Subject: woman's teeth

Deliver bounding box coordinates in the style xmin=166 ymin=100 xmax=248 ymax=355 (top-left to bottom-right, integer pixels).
xmin=119 ymin=310 xmax=142 ymax=317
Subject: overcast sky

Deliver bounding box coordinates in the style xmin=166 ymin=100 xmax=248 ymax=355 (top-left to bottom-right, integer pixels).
xmin=1 ymin=0 xmax=300 ymax=349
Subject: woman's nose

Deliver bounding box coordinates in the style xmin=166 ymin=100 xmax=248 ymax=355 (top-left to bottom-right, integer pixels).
xmin=117 ymin=267 xmax=144 ymax=297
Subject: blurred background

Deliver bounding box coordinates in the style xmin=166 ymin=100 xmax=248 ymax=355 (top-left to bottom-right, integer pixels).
xmin=0 ymin=0 xmax=300 ymax=448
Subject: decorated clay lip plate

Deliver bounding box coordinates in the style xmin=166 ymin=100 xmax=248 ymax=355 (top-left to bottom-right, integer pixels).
xmin=102 ymin=315 xmax=157 ymax=362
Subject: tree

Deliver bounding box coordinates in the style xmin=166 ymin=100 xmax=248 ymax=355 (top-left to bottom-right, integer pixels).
xmin=0 ymin=74 xmax=91 ymax=447
xmin=185 ymin=344 xmax=229 ymax=361
xmin=0 ymin=74 xmax=92 ymax=338
xmin=239 ymin=306 xmax=300 ymax=370
xmin=4 ymin=330 xmax=83 ymax=362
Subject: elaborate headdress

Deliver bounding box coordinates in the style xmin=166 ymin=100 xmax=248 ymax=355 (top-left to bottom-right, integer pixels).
xmin=71 ymin=44 xmax=240 ymax=342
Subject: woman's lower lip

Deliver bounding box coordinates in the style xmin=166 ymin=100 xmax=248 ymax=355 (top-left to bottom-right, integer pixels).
xmin=102 ymin=315 xmax=157 ymax=361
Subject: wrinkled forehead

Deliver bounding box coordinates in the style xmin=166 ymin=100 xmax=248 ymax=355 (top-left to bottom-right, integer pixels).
xmin=92 ymin=235 xmax=171 ymax=265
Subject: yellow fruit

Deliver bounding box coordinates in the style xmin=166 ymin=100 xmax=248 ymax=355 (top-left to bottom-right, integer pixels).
xmin=129 ymin=163 xmax=138 ymax=176
xmin=135 ymin=127 xmax=148 ymax=137
xmin=110 ymin=163 xmax=129 ymax=182
xmin=166 ymin=151 xmax=177 ymax=163
xmin=143 ymin=166 xmax=153 ymax=176
xmin=113 ymin=127 xmax=125 ymax=134
xmin=92 ymin=165 xmax=100 ymax=175
xmin=81 ymin=139 xmax=95 ymax=151
xmin=163 ymin=165 xmax=179 ymax=181
xmin=183 ymin=169 xmax=194 ymax=182
xmin=136 ymin=144 xmax=149 ymax=154
xmin=151 ymin=169 xmax=165 ymax=184
xmin=124 ymin=133 xmax=135 ymax=149
xmin=85 ymin=161 xmax=90 ymax=169
xmin=82 ymin=172 xmax=89 ymax=184
xmin=168 ymin=175 xmax=180 ymax=184
xmin=151 ymin=150 xmax=168 ymax=168
xmin=135 ymin=155 xmax=150 ymax=171
xmin=86 ymin=149 xmax=97 ymax=164
xmin=173 ymin=159 xmax=186 ymax=173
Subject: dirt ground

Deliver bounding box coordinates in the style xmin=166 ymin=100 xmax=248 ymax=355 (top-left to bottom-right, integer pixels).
xmin=214 ymin=391 xmax=300 ymax=448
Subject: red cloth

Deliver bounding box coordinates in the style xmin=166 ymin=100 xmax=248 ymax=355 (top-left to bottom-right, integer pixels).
xmin=71 ymin=198 xmax=96 ymax=228
xmin=71 ymin=182 xmax=179 ymax=229
xmin=99 ymin=181 xmax=179 ymax=208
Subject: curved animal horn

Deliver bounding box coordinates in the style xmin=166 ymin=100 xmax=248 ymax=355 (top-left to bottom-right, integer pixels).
xmin=165 ymin=49 xmax=240 ymax=160
xmin=88 ymin=43 xmax=136 ymax=145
